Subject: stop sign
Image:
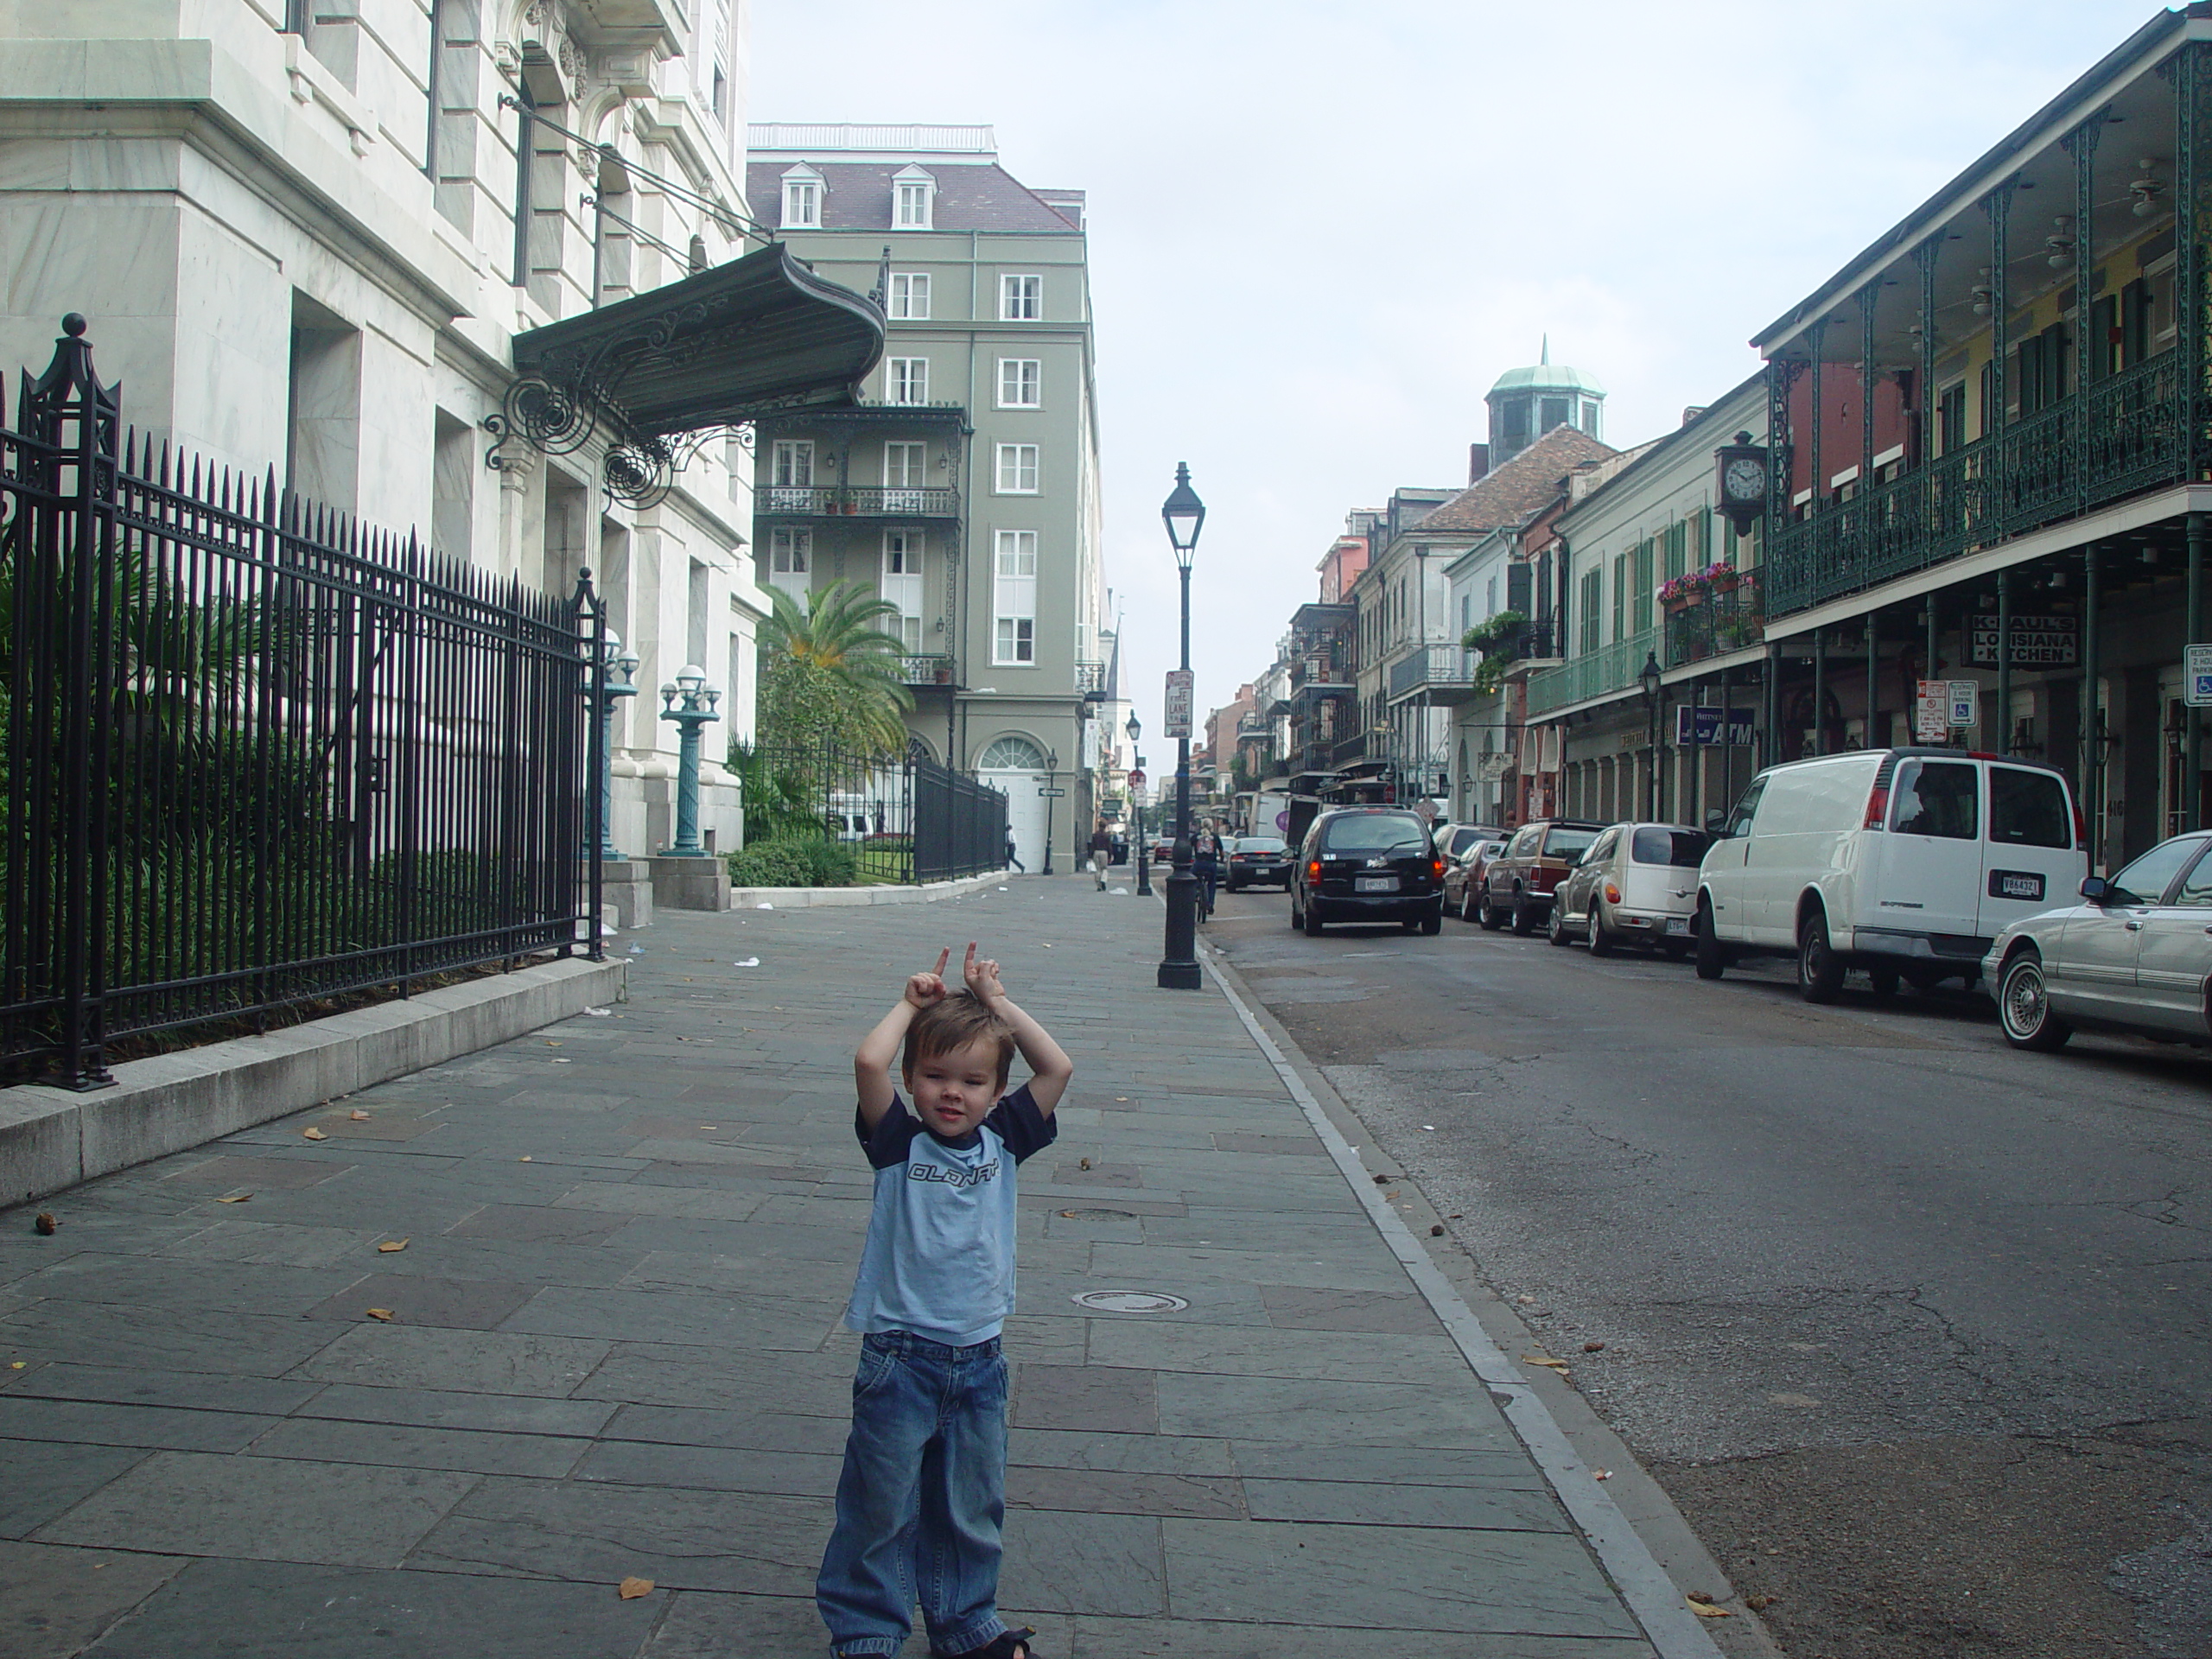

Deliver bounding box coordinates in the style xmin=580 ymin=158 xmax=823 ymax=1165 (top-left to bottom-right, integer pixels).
xmin=1128 ymin=769 xmax=1146 ymax=787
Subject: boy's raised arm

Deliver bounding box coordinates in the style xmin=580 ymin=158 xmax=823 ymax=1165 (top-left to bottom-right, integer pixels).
xmin=855 ymin=949 xmax=950 ymax=1127
xmin=962 ymin=944 xmax=1074 ymax=1116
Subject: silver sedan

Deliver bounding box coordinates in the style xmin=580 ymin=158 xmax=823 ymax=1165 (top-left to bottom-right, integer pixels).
xmin=1985 ymin=831 xmax=2212 ymax=1051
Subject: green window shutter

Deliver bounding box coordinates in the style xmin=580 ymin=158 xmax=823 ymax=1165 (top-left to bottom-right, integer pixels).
xmin=1580 ymin=569 xmax=1601 ymax=654
xmin=1632 ymin=541 xmax=1654 ymax=634
xmin=1665 ymin=522 xmax=1688 ymax=581
xmin=1611 ymin=554 xmax=1627 ymax=639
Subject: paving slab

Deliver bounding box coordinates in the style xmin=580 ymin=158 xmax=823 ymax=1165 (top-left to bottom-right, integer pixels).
xmin=0 ymin=881 xmax=1675 ymax=1657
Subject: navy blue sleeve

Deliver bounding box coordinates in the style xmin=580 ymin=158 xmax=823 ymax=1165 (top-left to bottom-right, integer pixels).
xmin=857 ymin=1091 xmax=924 ymax=1170
xmin=983 ymin=1083 xmax=1058 ymax=1165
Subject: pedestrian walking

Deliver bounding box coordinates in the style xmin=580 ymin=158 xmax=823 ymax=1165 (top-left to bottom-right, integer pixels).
xmin=817 ymin=942 xmax=1074 ymax=1659
xmin=1002 ymin=827 xmax=1024 ymax=873
xmin=1088 ymin=821 xmax=1113 ymax=889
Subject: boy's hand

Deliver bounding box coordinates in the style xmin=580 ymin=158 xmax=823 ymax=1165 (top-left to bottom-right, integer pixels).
xmin=903 ymin=948 xmax=952 ymax=1010
xmin=963 ymin=941 xmax=1007 ymax=1007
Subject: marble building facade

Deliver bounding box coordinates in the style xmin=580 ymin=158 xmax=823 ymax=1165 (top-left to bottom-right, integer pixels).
xmin=0 ymin=0 xmax=788 ymax=857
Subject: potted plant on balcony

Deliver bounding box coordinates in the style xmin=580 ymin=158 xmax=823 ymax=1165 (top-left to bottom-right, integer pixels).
xmin=1658 ymin=574 xmax=1704 ymax=614
xmin=1703 ymin=561 xmax=1740 ymax=594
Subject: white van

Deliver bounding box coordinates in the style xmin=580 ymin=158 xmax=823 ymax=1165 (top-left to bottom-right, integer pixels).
xmin=1693 ymin=747 xmax=2085 ymax=1001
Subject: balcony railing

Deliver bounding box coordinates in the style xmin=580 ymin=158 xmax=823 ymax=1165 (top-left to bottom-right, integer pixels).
xmin=1330 ymin=734 xmax=1370 ymax=766
xmin=1289 ymin=651 xmax=1352 ymax=690
xmin=1076 ymin=660 xmax=1106 ymax=698
xmin=1662 ymin=580 xmax=1766 ymax=670
xmin=1387 ymin=643 xmax=1478 ymax=701
xmin=1764 ymin=349 xmax=2185 ymax=617
xmin=757 ymin=486 xmax=961 ymax=519
xmin=900 ymin=654 xmax=955 ymax=684
xmin=1525 ymin=626 xmax=1661 ymax=717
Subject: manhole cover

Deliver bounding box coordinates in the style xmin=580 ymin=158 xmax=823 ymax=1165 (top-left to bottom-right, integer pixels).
xmin=1071 ymin=1289 xmax=1189 ymax=1313
xmin=1057 ymin=1208 xmax=1135 ymax=1221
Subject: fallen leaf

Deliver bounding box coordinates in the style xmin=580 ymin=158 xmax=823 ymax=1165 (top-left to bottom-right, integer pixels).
xmin=9 ymin=1361 xmax=24 ymax=1369
xmin=1583 ymin=1341 xmax=1606 ymax=1353
xmin=545 ymin=1040 xmax=563 ymax=1047
xmin=1746 ymin=1593 xmax=1777 ymax=1612
xmin=365 ymin=1308 xmax=394 ymax=1321
xmin=1592 ymin=1467 xmax=1612 ymax=1480
xmin=618 ymin=1576 xmax=655 ymax=1599
xmin=1514 ymin=1294 xmax=1537 ymax=1305
xmin=519 ymin=1155 xmax=532 ymax=1162
xmin=1115 ymin=1096 xmax=1128 ymax=1102
xmin=350 ymin=1109 xmax=371 ymax=1121
xmin=378 ymin=1239 xmax=409 ymax=1253
xmin=1687 ymin=1598 xmax=1732 ymax=1619
xmin=216 ymin=1193 xmax=252 ymax=1205
xmin=33 ymin=1213 xmax=57 ymax=1235
xmin=1521 ymin=1355 xmax=1571 ymax=1373
xmin=302 ymin=1128 xmax=327 ymax=1141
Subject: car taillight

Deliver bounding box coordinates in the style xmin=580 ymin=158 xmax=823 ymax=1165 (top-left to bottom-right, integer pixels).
xmin=2071 ymin=793 xmax=2088 ymax=849
xmin=1604 ymin=881 xmax=1621 ymax=905
xmin=1307 ymin=859 xmax=1322 ymax=884
xmin=1862 ymin=781 xmax=1889 ymax=830
xmin=1431 ymin=857 xmax=1445 ymax=880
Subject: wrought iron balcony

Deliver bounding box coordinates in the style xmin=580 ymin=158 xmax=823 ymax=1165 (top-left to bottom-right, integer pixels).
xmin=1663 ymin=580 xmax=1765 ymax=670
xmin=757 ymin=486 xmax=961 ymax=519
xmin=1288 ymin=651 xmax=1352 ymax=691
xmin=1330 ymin=734 xmax=1370 ymax=767
xmin=1764 ymin=350 xmax=2184 ymax=618
xmin=1524 ymin=627 xmax=1662 ymax=717
xmin=1386 ymin=643 xmax=1480 ymax=702
xmin=1076 ymin=660 xmax=1106 ymax=699
xmin=900 ymin=654 xmax=955 ymax=685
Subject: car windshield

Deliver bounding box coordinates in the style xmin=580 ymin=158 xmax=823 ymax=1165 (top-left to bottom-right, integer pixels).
xmin=1320 ymin=815 xmax=1428 ymax=855
xmin=1541 ymin=826 xmax=1600 ymax=860
xmin=1631 ymin=827 xmax=1711 ymax=867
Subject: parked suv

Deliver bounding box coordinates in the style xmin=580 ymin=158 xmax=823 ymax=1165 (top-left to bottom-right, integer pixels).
xmin=1550 ymin=823 xmax=1711 ymax=957
xmin=1694 ymin=747 xmax=2086 ymax=1001
xmin=1290 ymin=808 xmax=1445 ymax=936
xmin=1478 ymin=819 xmax=1607 ymax=934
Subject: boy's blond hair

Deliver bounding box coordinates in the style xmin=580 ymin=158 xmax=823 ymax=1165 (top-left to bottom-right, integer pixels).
xmin=903 ymin=993 xmax=1016 ymax=1090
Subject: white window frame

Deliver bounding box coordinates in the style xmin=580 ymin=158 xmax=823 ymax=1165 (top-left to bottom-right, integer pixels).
xmin=995 ymin=442 xmax=1039 ymax=494
xmin=768 ymin=526 xmax=811 ymax=597
xmin=992 ymin=530 xmax=1038 ymax=665
xmin=996 ymin=358 xmax=1040 ymax=409
xmin=883 ymin=441 xmax=926 ymax=512
xmin=887 ymin=357 xmax=929 ymax=405
xmin=771 ymin=439 xmax=814 ymax=489
xmin=882 ymin=531 xmax=925 ymax=654
xmin=1000 ymin=274 xmax=1041 ymax=321
xmin=887 ymin=271 xmax=931 ymax=321
xmin=893 ymin=172 xmax=935 ymax=231
xmin=780 ymin=175 xmax=821 ymax=229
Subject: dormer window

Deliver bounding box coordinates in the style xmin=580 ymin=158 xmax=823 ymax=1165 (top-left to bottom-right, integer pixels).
xmin=781 ymin=164 xmax=823 ymax=229
xmin=893 ymin=165 xmax=935 ymax=231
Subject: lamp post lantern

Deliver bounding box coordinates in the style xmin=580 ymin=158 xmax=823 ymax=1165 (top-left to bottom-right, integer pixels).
xmin=1158 ymin=462 xmax=1205 ymax=990
xmin=1127 ymin=712 xmax=1151 ymax=897
xmin=658 ymin=665 xmax=721 ymax=856
xmin=587 ymin=632 xmax=640 ymax=858
xmin=1638 ymin=650 xmax=1663 ymax=821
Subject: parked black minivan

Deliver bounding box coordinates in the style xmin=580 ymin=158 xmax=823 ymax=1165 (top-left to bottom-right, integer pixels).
xmin=1290 ymin=808 xmax=1445 ymax=936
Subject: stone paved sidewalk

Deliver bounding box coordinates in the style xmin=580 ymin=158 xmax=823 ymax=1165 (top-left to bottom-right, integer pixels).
xmin=1 ymin=878 xmax=1663 ymax=1658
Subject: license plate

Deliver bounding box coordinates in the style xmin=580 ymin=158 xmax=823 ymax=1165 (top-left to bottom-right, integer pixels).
xmin=1355 ymin=875 xmax=1398 ymax=893
xmin=1664 ymin=917 xmax=1689 ymax=936
xmin=1987 ymin=869 xmax=2045 ymax=902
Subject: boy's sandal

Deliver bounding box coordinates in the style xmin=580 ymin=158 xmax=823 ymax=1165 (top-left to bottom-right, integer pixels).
xmin=936 ymin=1629 xmax=1039 ymax=1659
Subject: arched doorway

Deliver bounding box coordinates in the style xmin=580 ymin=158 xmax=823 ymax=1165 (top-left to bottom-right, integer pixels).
xmin=977 ymin=734 xmax=1048 ymax=871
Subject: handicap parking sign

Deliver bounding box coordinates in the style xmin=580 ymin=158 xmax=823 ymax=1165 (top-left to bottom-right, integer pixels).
xmin=2189 ymin=645 xmax=2212 ymax=709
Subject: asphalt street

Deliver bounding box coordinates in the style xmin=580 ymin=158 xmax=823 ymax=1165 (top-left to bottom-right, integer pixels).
xmin=1202 ymin=880 xmax=2212 ymax=1659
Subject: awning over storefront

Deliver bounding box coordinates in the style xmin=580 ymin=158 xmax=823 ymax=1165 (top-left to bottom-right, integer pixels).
xmin=500 ymin=242 xmax=885 ymax=505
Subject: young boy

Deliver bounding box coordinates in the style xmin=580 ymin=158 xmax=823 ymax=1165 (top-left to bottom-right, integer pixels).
xmin=817 ymin=942 xmax=1073 ymax=1659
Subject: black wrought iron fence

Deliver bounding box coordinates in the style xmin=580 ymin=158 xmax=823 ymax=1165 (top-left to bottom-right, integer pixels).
xmin=1 ymin=317 xmax=601 ymax=1089
xmin=732 ymin=738 xmax=1007 ymax=885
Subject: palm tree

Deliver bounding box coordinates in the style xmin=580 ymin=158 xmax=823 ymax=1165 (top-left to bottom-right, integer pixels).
xmin=758 ymin=579 xmax=915 ymax=754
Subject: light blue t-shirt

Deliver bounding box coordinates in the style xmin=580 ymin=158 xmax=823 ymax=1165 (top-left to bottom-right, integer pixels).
xmin=843 ymin=1084 xmax=1056 ymax=1347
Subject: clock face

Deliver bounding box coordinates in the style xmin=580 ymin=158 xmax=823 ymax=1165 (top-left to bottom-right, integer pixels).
xmin=1723 ymin=457 xmax=1765 ymax=502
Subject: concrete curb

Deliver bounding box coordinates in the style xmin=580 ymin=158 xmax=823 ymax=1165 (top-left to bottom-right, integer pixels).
xmin=726 ymin=871 xmax=1011 ymax=909
xmin=1195 ymin=933 xmax=1738 ymax=1659
xmin=0 ymin=953 xmax=626 ymax=1207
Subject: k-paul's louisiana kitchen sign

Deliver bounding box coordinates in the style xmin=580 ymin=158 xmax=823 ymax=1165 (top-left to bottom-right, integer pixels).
xmin=1969 ymin=613 xmax=2079 ymax=668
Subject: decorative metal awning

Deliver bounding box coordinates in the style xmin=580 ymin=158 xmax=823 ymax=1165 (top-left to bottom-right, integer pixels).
xmin=497 ymin=242 xmax=885 ymax=506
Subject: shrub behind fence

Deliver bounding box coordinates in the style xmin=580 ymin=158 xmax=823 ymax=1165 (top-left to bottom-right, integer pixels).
xmin=734 ymin=739 xmax=1007 ymax=886
xmin=0 ymin=319 xmax=597 ymax=1089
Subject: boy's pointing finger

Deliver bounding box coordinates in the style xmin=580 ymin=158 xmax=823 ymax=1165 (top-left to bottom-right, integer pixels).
xmin=933 ymin=947 xmax=950 ymax=976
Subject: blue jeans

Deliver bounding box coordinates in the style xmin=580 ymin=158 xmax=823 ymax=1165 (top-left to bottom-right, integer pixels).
xmin=817 ymin=1331 xmax=1011 ymax=1657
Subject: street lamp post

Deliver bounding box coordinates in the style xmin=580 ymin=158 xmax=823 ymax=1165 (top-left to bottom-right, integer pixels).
xmin=1639 ymin=651 xmax=1663 ymax=821
xmin=1128 ymin=712 xmax=1151 ymax=897
xmin=1039 ymin=748 xmax=1059 ymax=877
xmin=588 ymin=632 xmax=640 ymax=858
xmin=658 ymin=665 xmax=722 ymax=856
xmin=1158 ymin=463 xmax=1205 ymax=991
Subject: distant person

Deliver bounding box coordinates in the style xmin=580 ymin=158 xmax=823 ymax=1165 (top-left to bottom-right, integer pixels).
xmin=1003 ymin=827 xmax=1023 ymax=874
xmin=1192 ymin=818 xmax=1224 ymax=918
xmin=817 ymin=943 xmax=1072 ymax=1659
xmin=1089 ymin=821 xmax=1113 ymax=889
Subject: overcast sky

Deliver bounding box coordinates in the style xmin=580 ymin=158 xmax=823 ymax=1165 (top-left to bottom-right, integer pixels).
xmin=751 ymin=0 xmax=2165 ymax=756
